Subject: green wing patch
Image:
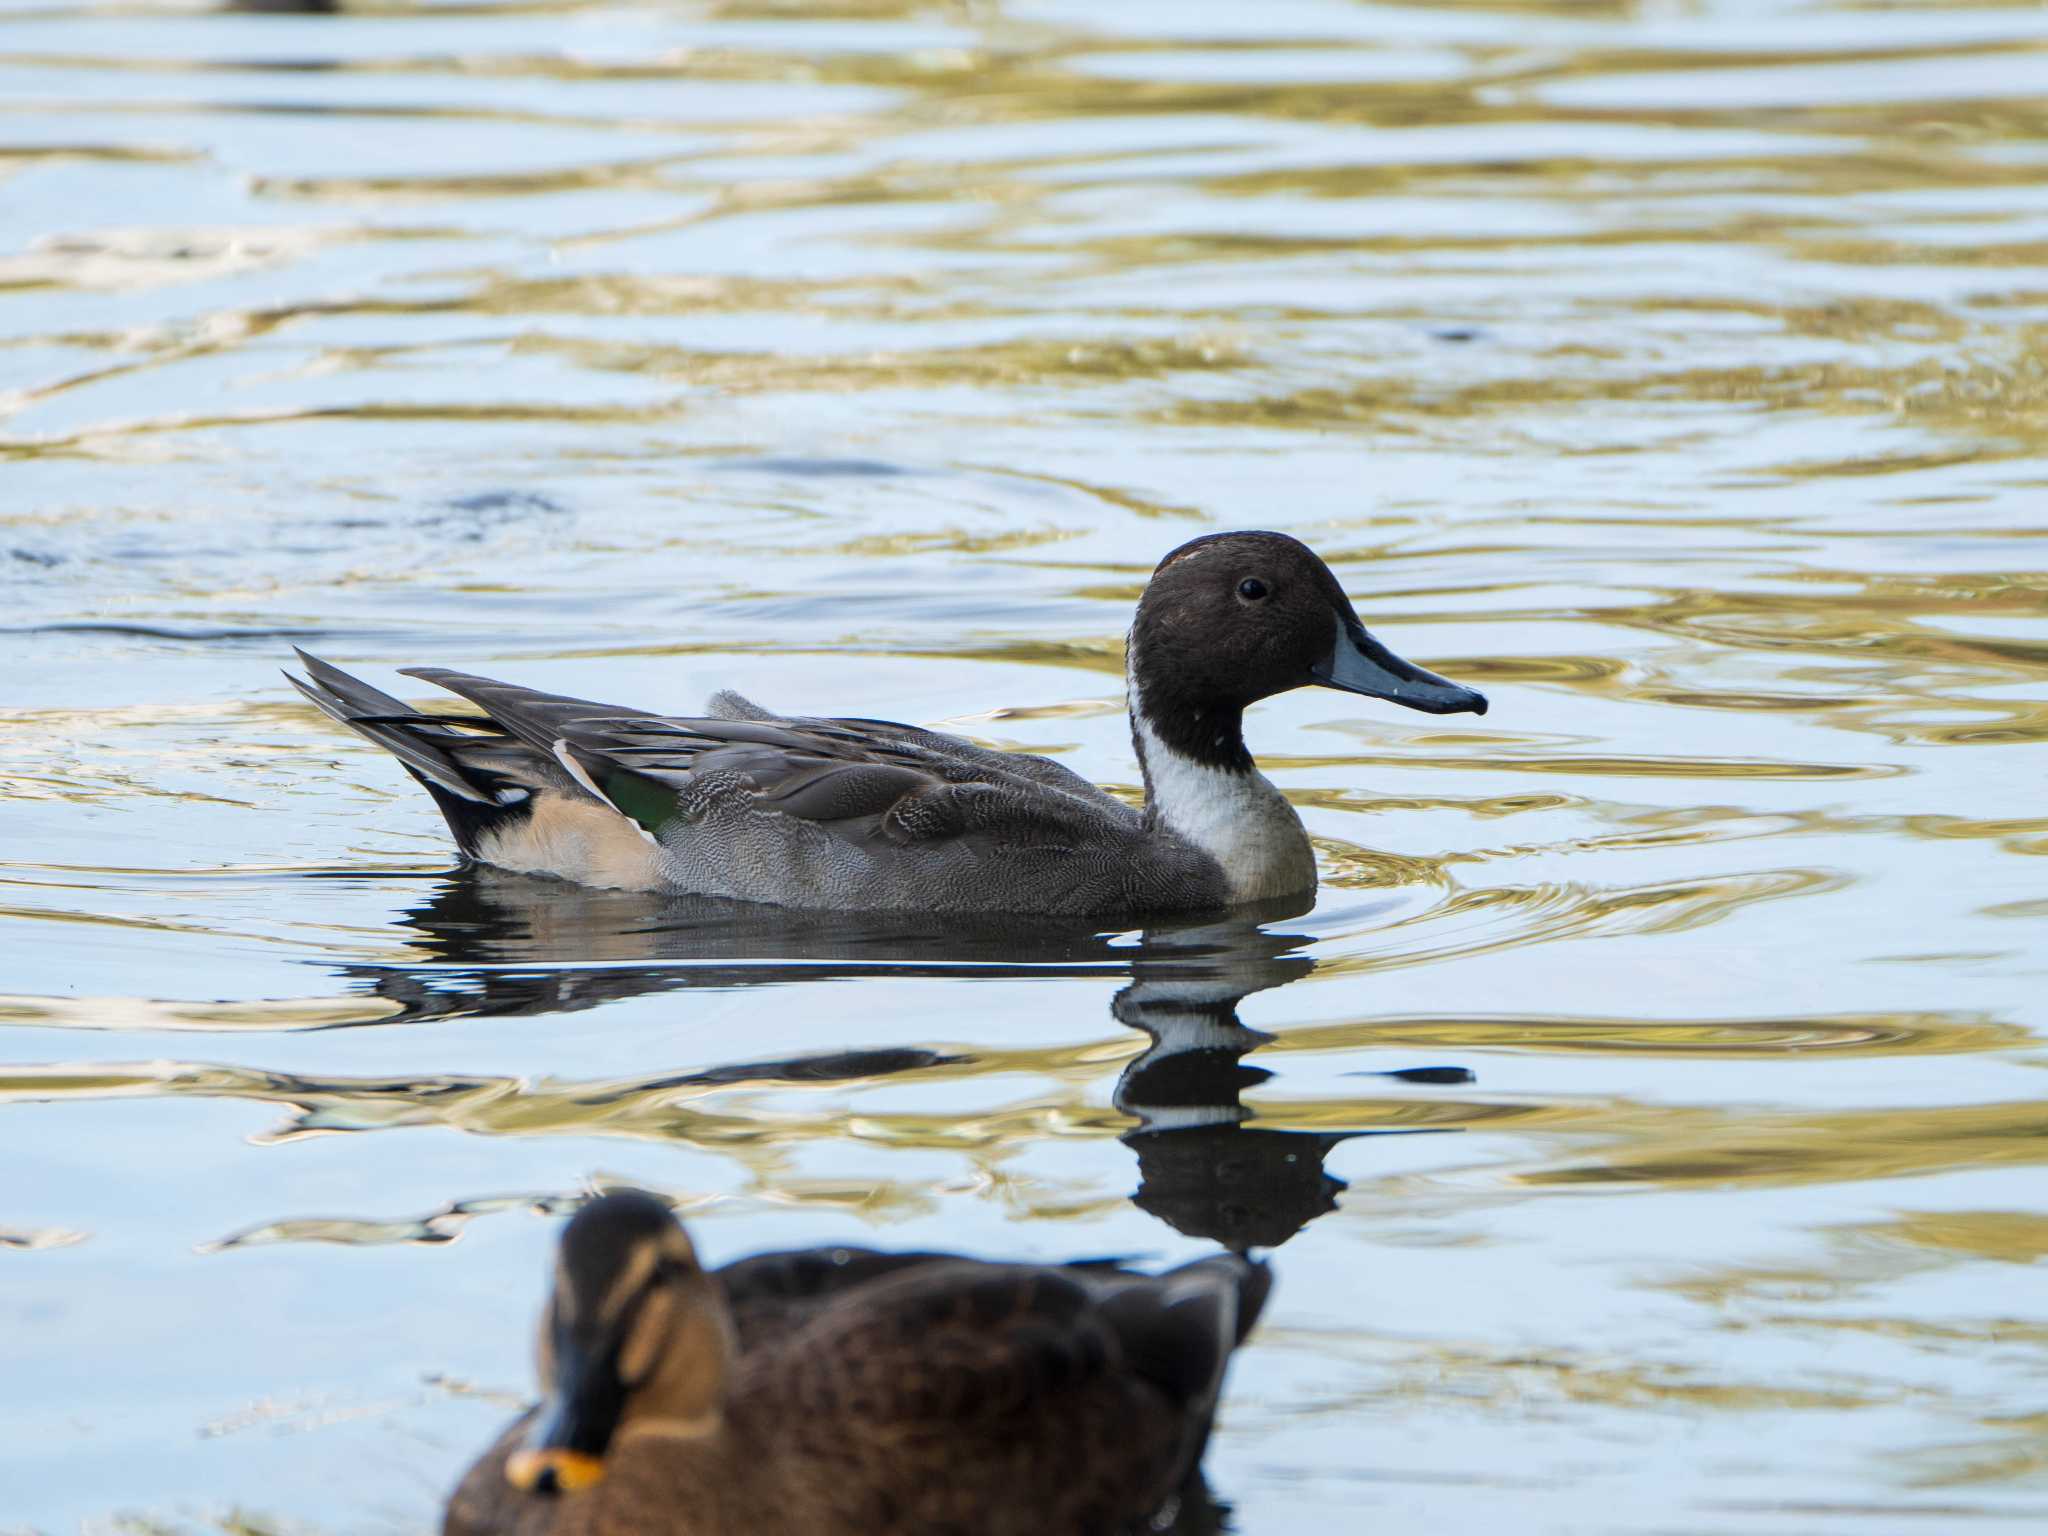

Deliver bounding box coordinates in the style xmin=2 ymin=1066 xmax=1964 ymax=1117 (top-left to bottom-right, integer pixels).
xmin=600 ymin=766 xmax=681 ymax=834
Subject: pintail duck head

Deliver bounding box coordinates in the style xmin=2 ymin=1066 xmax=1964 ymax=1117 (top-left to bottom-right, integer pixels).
xmin=1129 ymin=530 xmax=1486 ymax=768
xmin=506 ymin=1191 xmax=734 ymax=1498
xmin=1126 ymin=531 xmax=1487 ymax=901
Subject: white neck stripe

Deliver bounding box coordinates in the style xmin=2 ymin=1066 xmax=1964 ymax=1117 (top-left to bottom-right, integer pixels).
xmin=1129 ymin=668 xmax=1316 ymax=903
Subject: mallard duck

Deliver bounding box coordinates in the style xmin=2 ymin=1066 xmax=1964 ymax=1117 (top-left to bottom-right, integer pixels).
xmin=291 ymin=530 xmax=1484 ymax=914
xmin=444 ymin=1190 xmax=1270 ymax=1536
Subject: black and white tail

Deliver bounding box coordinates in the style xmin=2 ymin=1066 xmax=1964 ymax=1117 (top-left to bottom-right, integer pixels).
xmin=285 ymin=649 xmax=554 ymax=856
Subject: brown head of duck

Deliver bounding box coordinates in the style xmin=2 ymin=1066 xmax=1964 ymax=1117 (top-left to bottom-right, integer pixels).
xmin=505 ymin=1190 xmax=732 ymax=1497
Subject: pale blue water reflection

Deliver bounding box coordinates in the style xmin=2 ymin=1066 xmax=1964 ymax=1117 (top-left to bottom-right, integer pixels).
xmin=7 ymin=0 xmax=2048 ymax=1529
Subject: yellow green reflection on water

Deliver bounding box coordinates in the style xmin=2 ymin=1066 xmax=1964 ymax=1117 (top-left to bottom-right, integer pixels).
xmin=4 ymin=0 xmax=2048 ymax=1529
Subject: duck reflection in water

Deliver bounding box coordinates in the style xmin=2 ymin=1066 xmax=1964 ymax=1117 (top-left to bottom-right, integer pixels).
xmin=346 ymin=871 xmax=1466 ymax=1255
xmin=1112 ymin=921 xmax=1465 ymax=1252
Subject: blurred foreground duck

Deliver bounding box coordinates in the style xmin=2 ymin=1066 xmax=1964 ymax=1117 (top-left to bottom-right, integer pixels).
xmin=444 ymin=1190 xmax=1270 ymax=1536
xmin=293 ymin=531 xmax=1485 ymax=913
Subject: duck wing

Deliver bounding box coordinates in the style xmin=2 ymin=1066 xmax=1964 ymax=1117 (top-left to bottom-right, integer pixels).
xmin=736 ymin=1253 xmax=1269 ymax=1532
xmin=717 ymin=1246 xmax=967 ymax=1351
xmin=715 ymin=1246 xmax=1151 ymax=1351
xmin=401 ymin=667 xmax=1137 ymax=850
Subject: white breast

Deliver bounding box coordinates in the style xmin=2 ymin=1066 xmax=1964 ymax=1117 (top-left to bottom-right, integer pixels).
xmin=1131 ymin=706 xmax=1316 ymax=903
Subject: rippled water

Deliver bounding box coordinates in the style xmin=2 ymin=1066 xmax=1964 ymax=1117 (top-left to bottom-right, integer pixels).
xmin=6 ymin=0 xmax=2048 ymax=1529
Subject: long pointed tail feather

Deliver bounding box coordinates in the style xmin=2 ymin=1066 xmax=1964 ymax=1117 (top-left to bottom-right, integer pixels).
xmin=285 ymin=664 xmax=491 ymax=805
xmin=287 ymin=651 xmax=557 ymax=854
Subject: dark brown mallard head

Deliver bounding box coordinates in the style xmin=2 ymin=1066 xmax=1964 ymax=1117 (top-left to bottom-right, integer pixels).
xmin=506 ymin=1191 xmax=735 ymax=1497
xmin=1129 ymin=531 xmax=1487 ymax=770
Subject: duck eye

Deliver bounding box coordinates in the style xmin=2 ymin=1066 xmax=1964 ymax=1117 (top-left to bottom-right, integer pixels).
xmin=1237 ymin=577 xmax=1268 ymax=601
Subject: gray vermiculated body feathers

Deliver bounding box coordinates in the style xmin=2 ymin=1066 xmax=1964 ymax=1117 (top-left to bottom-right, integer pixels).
xmin=289 ymin=655 xmax=1230 ymax=915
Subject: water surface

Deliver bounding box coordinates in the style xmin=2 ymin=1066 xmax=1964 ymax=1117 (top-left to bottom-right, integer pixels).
xmin=5 ymin=0 xmax=2048 ymax=1530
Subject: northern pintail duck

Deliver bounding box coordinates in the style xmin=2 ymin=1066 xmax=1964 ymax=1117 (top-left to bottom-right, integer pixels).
xmin=443 ymin=1189 xmax=1269 ymax=1536
xmin=291 ymin=531 xmax=1485 ymax=914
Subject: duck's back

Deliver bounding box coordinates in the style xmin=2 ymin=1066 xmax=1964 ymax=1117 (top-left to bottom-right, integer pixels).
xmin=396 ymin=671 xmax=1231 ymax=914
xmin=642 ymin=727 xmax=1217 ymax=914
xmin=716 ymin=1262 xmax=1198 ymax=1536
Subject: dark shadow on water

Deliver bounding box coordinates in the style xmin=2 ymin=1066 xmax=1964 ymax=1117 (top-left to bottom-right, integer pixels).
xmin=346 ymin=866 xmax=1204 ymax=1002
xmin=336 ymin=871 xmax=1465 ymax=1254
xmin=1115 ymin=936 xmax=1356 ymax=1253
